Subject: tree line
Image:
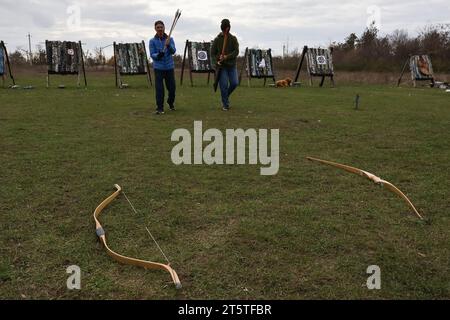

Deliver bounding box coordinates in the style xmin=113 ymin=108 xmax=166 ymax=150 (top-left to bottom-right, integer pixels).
xmin=7 ymin=23 xmax=450 ymax=73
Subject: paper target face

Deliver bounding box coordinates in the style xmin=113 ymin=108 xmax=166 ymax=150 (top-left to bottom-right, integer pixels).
xmin=67 ymin=49 xmax=75 ymax=56
xmin=258 ymin=58 xmax=266 ymax=68
xmin=197 ymin=50 xmax=208 ymax=61
xmin=316 ymin=55 xmax=327 ymax=65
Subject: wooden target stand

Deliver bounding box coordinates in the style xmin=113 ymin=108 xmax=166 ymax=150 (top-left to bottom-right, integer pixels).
xmin=294 ymin=46 xmax=335 ymax=87
xmin=238 ymin=48 xmax=276 ymax=87
xmin=46 ymin=41 xmax=87 ymax=88
xmin=113 ymin=41 xmax=152 ymax=89
xmin=0 ymin=41 xmax=16 ymax=87
xmin=180 ymin=40 xmax=215 ymax=86
xmin=397 ymin=54 xmax=435 ymax=88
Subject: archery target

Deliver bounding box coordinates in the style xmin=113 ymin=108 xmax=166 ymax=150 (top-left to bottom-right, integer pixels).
xmin=188 ymin=42 xmax=213 ymax=72
xmin=258 ymin=58 xmax=266 ymax=68
xmin=67 ymin=49 xmax=75 ymax=56
xmin=247 ymin=49 xmax=274 ymax=77
xmin=316 ymin=55 xmax=327 ymax=65
xmin=197 ymin=50 xmax=208 ymax=61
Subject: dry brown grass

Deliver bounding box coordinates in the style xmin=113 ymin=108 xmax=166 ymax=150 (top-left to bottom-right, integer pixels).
xmin=8 ymin=64 xmax=450 ymax=86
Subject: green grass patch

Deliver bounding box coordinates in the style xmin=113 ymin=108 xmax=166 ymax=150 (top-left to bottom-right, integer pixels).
xmin=1 ymin=74 xmax=449 ymax=299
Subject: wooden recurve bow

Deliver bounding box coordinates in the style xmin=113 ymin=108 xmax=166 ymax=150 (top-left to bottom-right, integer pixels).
xmin=213 ymin=28 xmax=229 ymax=92
xmin=93 ymin=184 xmax=182 ymax=289
xmin=307 ymin=157 xmax=423 ymax=220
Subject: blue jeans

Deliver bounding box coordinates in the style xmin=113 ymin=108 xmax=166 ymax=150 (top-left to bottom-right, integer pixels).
xmin=219 ymin=66 xmax=238 ymax=108
xmin=154 ymin=69 xmax=176 ymax=111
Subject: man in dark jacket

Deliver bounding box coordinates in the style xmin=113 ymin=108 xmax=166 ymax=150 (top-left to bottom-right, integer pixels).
xmin=149 ymin=20 xmax=176 ymax=114
xmin=211 ymin=19 xmax=239 ymax=111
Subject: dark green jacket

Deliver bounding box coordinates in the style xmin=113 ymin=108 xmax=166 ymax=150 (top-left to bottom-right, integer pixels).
xmin=211 ymin=32 xmax=239 ymax=68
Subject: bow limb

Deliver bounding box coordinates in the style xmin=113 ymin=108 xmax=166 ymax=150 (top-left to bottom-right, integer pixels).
xmin=101 ymin=241 xmax=182 ymax=289
xmin=93 ymin=184 xmax=182 ymax=289
xmin=307 ymin=157 xmax=423 ymax=220
xmin=377 ymin=180 xmax=423 ymax=220
xmin=307 ymin=157 xmax=366 ymax=176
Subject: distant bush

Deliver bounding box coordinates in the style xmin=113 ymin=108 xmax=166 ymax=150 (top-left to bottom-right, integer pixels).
xmin=9 ymin=23 xmax=449 ymax=74
xmin=331 ymin=23 xmax=450 ymax=73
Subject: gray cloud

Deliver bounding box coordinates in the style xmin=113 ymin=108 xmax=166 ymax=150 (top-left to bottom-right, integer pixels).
xmin=0 ymin=0 xmax=448 ymax=57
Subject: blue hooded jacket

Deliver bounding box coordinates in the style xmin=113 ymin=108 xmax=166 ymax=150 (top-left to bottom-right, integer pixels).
xmin=149 ymin=34 xmax=176 ymax=70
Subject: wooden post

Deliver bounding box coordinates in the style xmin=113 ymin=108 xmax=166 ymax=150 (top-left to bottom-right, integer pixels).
xmin=397 ymin=56 xmax=410 ymax=87
xmin=45 ymin=40 xmax=49 ymax=88
xmin=2 ymin=41 xmax=15 ymax=86
xmin=238 ymin=48 xmax=248 ymax=85
xmin=0 ymin=42 xmax=4 ymax=88
xmin=329 ymin=47 xmax=335 ymax=87
xmin=77 ymin=42 xmax=81 ymax=87
xmin=294 ymin=46 xmax=307 ymax=83
xmin=319 ymin=76 xmax=325 ymax=87
xmin=113 ymin=42 xmax=118 ymax=88
xmin=142 ymin=40 xmax=152 ymax=88
xmin=79 ymin=41 xmax=87 ymax=87
xmin=180 ymin=40 xmax=188 ymax=86
xmin=268 ymin=49 xmax=276 ymax=84
xmin=189 ymin=69 xmax=194 ymax=87
xmin=207 ymin=72 xmax=211 ymax=85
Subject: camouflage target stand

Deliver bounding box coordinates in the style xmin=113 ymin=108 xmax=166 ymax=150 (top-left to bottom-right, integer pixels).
xmin=294 ymin=46 xmax=335 ymax=87
xmin=45 ymin=40 xmax=87 ymax=88
xmin=113 ymin=41 xmax=152 ymax=88
xmin=397 ymin=54 xmax=435 ymax=87
xmin=180 ymin=40 xmax=215 ymax=86
xmin=0 ymin=41 xmax=15 ymax=87
xmin=238 ymin=48 xmax=276 ymax=87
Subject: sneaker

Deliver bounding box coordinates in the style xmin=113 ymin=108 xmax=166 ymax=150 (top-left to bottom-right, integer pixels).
xmin=169 ymin=105 xmax=176 ymax=111
xmin=155 ymin=110 xmax=164 ymax=115
xmin=222 ymin=106 xmax=229 ymax=111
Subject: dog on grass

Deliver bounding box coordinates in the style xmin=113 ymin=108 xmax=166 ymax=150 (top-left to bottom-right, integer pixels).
xmin=275 ymin=77 xmax=292 ymax=87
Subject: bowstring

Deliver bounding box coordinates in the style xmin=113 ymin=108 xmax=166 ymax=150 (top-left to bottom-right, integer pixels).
xmin=122 ymin=189 xmax=172 ymax=265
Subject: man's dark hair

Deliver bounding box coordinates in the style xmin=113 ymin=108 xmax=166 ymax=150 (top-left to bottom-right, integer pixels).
xmin=220 ymin=19 xmax=230 ymax=31
xmin=154 ymin=20 xmax=164 ymax=27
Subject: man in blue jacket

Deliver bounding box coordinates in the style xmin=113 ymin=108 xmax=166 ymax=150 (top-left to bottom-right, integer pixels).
xmin=149 ymin=20 xmax=176 ymax=114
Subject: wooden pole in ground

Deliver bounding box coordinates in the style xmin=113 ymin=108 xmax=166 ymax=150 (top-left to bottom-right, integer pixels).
xmin=79 ymin=41 xmax=87 ymax=87
xmin=142 ymin=41 xmax=152 ymax=87
xmin=180 ymin=40 xmax=188 ymax=86
xmin=397 ymin=56 xmax=410 ymax=87
xmin=294 ymin=46 xmax=307 ymax=83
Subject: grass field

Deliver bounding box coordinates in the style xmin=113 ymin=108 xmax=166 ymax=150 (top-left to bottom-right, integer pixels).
xmin=1 ymin=73 xmax=449 ymax=299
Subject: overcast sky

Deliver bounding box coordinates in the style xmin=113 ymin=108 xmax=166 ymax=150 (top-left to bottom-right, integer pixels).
xmin=1 ymin=0 xmax=449 ymax=57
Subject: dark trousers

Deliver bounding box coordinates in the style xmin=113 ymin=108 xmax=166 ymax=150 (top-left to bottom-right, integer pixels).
xmin=154 ymin=69 xmax=176 ymax=111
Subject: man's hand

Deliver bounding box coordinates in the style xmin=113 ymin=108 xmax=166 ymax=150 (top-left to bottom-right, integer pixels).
xmin=165 ymin=38 xmax=170 ymax=47
xmin=218 ymin=54 xmax=227 ymax=65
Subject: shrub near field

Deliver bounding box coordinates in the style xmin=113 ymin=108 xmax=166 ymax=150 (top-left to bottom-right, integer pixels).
xmin=8 ymin=24 xmax=450 ymax=75
xmin=0 ymin=73 xmax=449 ymax=299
